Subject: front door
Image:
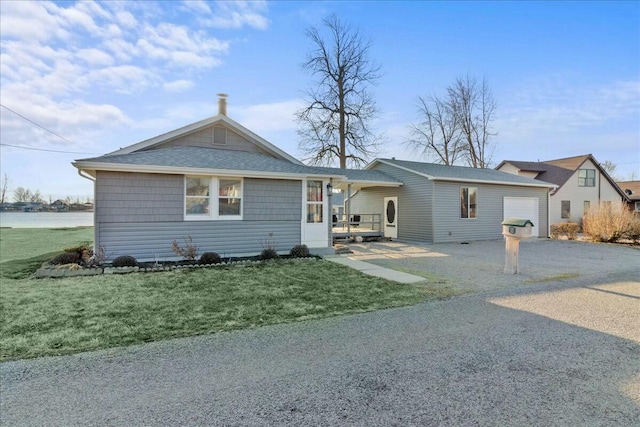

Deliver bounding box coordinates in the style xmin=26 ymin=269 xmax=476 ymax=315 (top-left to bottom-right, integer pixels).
xmin=384 ymin=197 xmax=398 ymax=239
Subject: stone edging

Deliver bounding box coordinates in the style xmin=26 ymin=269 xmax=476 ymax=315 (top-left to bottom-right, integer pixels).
xmin=35 ymin=257 xmax=320 ymax=278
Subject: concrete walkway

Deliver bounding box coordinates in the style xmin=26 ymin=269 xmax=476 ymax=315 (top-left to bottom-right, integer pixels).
xmin=324 ymin=254 xmax=425 ymax=283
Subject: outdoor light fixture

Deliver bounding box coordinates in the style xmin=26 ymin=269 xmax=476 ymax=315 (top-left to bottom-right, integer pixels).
xmin=326 ymin=182 xmax=333 ymax=196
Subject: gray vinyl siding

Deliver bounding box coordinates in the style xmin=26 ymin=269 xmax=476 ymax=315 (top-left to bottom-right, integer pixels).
xmin=95 ymin=171 xmax=183 ymax=223
xmin=99 ymin=221 xmax=300 ymax=261
xmin=350 ymin=163 xmax=434 ymax=242
xmin=432 ymin=181 xmax=548 ymax=243
xmin=144 ymin=125 xmax=271 ymax=155
xmin=96 ymin=172 xmax=303 ymax=260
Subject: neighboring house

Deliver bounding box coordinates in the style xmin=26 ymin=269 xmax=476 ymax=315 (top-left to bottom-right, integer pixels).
xmin=348 ymin=159 xmax=554 ymax=243
xmin=73 ymin=94 xmax=554 ymax=261
xmin=497 ymin=154 xmax=628 ymax=225
xmin=617 ymin=181 xmax=640 ymax=213
xmin=50 ymin=200 xmax=70 ymax=212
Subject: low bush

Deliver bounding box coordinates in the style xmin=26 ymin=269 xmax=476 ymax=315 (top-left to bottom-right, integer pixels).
xmin=624 ymin=216 xmax=640 ymax=243
xmin=112 ymin=255 xmax=138 ymax=267
xmin=582 ymin=202 xmax=636 ymax=243
xmin=259 ymin=248 xmax=279 ymax=260
xmin=51 ymin=251 xmax=81 ymax=265
xmin=550 ymin=222 xmax=579 ymax=240
xmin=199 ymin=252 xmax=222 ymax=265
xmin=172 ymin=235 xmax=199 ymax=262
xmin=289 ymin=244 xmax=310 ymax=258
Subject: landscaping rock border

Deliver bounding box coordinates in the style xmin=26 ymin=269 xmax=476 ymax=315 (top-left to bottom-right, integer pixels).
xmin=35 ymin=257 xmax=320 ymax=279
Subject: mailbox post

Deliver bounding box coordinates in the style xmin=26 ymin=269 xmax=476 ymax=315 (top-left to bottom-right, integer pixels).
xmin=501 ymin=218 xmax=534 ymax=274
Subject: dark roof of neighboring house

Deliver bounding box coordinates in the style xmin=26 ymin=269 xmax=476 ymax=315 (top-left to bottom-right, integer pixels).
xmin=617 ymin=181 xmax=640 ymax=201
xmin=74 ymin=147 xmax=401 ymax=185
xmin=497 ymin=154 xmax=628 ymax=198
xmin=498 ymin=160 xmax=576 ymax=187
xmin=372 ymin=158 xmax=554 ymax=188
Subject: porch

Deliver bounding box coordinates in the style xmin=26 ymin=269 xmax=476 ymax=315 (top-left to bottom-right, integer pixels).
xmin=331 ymin=213 xmax=384 ymax=240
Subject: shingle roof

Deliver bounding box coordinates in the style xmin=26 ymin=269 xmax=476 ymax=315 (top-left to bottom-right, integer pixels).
xmin=376 ymin=158 xmax=554 ymax=187
xmin=500 ymin=160 xmax=574 ymax=187
xmin=617 ymin=181 xmax=640 ymax=201
xmin=77 ymin=146 xmax=343 ymax=176
xmin=75 ymin=147 xmax=402 ymax=185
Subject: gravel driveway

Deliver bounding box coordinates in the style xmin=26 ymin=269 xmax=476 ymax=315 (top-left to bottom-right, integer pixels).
xmin=345 ymin=238 xmax=640 ymax=293
xmin=1 ymin=240 xmax=639 ymax=426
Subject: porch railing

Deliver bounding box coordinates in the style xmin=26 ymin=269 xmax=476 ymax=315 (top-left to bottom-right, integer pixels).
xmin=331 ymin=213 xmax=383 ymax=235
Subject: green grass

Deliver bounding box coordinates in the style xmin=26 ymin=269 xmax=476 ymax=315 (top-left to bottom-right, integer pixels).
xmin=0 ymin=228 xmax=452 ymax=361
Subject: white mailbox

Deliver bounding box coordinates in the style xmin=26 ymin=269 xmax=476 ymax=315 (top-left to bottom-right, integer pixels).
xmin=501 ymin=218 xmax=534 ymax=274
xmin=502 ymin=218 xmax=534 ymax=238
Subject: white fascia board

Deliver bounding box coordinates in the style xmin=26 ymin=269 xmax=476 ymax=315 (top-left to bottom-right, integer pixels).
xmin=431 ymin=176 xmax=556 ymax=188
xmin=72 ymin=161 xmax=342 ymax=180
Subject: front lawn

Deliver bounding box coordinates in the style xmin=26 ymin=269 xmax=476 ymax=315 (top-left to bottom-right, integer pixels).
xmin=0 ymin=227 xmax=452 ymax=361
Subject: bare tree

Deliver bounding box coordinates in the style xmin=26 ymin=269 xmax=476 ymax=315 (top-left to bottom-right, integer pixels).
xmin=296 ymin=14 xmax=382 ymax=168
xmin=407 ymin=94 xmax=464 ymax=165
xmin=0 ymin=174 xmax=8 ymax=205
xmin=600 ymin=160 xmax=619 ymax=180
xmin=12 ymin=187 xmax=44 ymax=203
xmin=448 ymin=75 xmax=497 ymax=168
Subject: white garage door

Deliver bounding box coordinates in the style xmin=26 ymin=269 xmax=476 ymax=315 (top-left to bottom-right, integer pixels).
xmin=503 ymin=197 xmax=538 ymax=237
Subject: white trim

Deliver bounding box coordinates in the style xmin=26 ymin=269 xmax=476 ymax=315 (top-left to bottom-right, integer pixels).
xmin=184 ymin=175 xmax=243 ymax=221
xmin=73 ymin=161 xmax=343 ymax=181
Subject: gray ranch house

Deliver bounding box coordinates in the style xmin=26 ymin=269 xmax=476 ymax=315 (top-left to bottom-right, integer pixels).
xmin=347 ymin=159 xmax=555 ymax=243
xmin=73 ymin=95 xmax=554 ymax=261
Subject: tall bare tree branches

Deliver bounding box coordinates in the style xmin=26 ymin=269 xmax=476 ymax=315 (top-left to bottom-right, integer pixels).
xmin=296 ymin=14 xmax=381 ymax=168
xmin=409 ymin=75 xmax=497 ymax=168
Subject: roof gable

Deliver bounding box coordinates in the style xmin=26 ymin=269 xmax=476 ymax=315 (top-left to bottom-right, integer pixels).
xmin=499 ymin=154 xmax=627 ymax=199
xmin=106 ymin=114 xmax=302 ymax=165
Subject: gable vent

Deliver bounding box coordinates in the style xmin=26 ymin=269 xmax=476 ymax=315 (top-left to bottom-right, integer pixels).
xmin=213 ymin=126 xmax=227 ymax=145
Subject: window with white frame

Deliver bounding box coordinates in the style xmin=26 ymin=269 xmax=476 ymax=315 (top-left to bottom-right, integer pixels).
xmin=635 ymin=201 xmax=640 ymax=212
xmin=306 ymin=180 xmax=323 ymax=223
xmin=185 ymin=176 xmax=242 ymax=219
xmin=578 ymin=169 xmax=595 ymax=187
xmin=460 ymin=187 xmax=477 ymax=219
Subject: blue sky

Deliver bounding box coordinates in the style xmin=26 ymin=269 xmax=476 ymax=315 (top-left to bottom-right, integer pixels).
xmin=1 ymin=0 xmax=638 ymax=201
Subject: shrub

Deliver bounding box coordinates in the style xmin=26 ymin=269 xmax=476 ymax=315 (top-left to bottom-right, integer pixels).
xmin=550 ymin=222 xmax=579 ymax=240
xmin=199 ymin=252 xmax=222 ymax=265
xmin=64 ymin=244 xmax=92 ymax=257
xmin=289 ymin=244 xmax=310 ymax=258
xmin=624 ymin=216 xmax=640 ymax=243
xmin=172 ymin=235 xmax=199 ymax=261
xmin=112 ymin=255 xmax=138 ymax=267
xmin=51 ymin=251 xmax=81 ymax=265
xmin=583 ymin=202 xmax=636 ymax=243
xmin=259 ymin=248 xmax=279 ymax=260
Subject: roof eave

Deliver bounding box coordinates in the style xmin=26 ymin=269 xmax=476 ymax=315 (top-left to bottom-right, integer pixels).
xmin=72 ymin=161 xmax=342 ymax=180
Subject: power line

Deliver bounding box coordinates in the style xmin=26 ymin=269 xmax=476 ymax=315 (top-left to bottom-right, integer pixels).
xmin=0 ymin=103 xmax=100 ymax=155
xmin=0 ymin=143 xmax=99 ymax=155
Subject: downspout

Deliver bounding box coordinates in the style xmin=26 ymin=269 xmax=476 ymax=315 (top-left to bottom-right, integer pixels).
xmin=77 ymin=169 xmax=97 ymax=251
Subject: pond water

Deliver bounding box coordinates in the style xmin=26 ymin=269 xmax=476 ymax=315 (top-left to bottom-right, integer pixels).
xmin=0 ymin=212 xmax=94 ymax=228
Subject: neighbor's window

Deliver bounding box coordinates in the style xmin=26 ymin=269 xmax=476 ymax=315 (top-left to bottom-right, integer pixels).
xmin=635 ymin=201 xmax=640 ymax=212
xmin=307 ymin=180 xmax=323 ymax=223
xmin=186 ymin=176 xmax=211 ymax=215
xmin=561 ymin=200 xmax=570 ymax=219
xmin=460 ymin=187 xmax=477 ymax=219
xmin=185 ymin=176 xmax=242 ymax=219
xmin=583 ymin=200 xmax=590 ymax=214
xmin=219 ymin=179 xmax=242 ymax=216
xmin=578 ymin=169 xmax=595 ymax=187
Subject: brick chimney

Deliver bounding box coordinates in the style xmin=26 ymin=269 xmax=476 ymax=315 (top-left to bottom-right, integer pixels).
xmin=217 ymin=93 xmax=228 ymax=116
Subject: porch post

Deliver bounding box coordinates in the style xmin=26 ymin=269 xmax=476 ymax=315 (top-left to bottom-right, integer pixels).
xmin=346 ymin=183 xmax=351 ymax=235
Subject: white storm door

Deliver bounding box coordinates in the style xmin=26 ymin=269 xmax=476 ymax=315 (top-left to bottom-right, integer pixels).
xmin=384 ymin=197 xmax=398 ymax=239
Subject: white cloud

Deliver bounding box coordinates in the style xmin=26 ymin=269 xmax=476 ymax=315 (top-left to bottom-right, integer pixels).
xmin=235 ymin=99 xmax=304 ymax=133
xmin=163 ymin=79 xmax=195 ymax=93
xmin=77 ymin=48 xmax=114 ymax=66
xmin=201 ymin=1 xmax=270 ymax=30
xmin=181 ymin=0 xmax=212 ymax=15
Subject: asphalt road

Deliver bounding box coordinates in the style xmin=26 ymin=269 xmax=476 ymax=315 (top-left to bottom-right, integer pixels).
xmin=2 ymin=269 xmax=639 ymax=426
